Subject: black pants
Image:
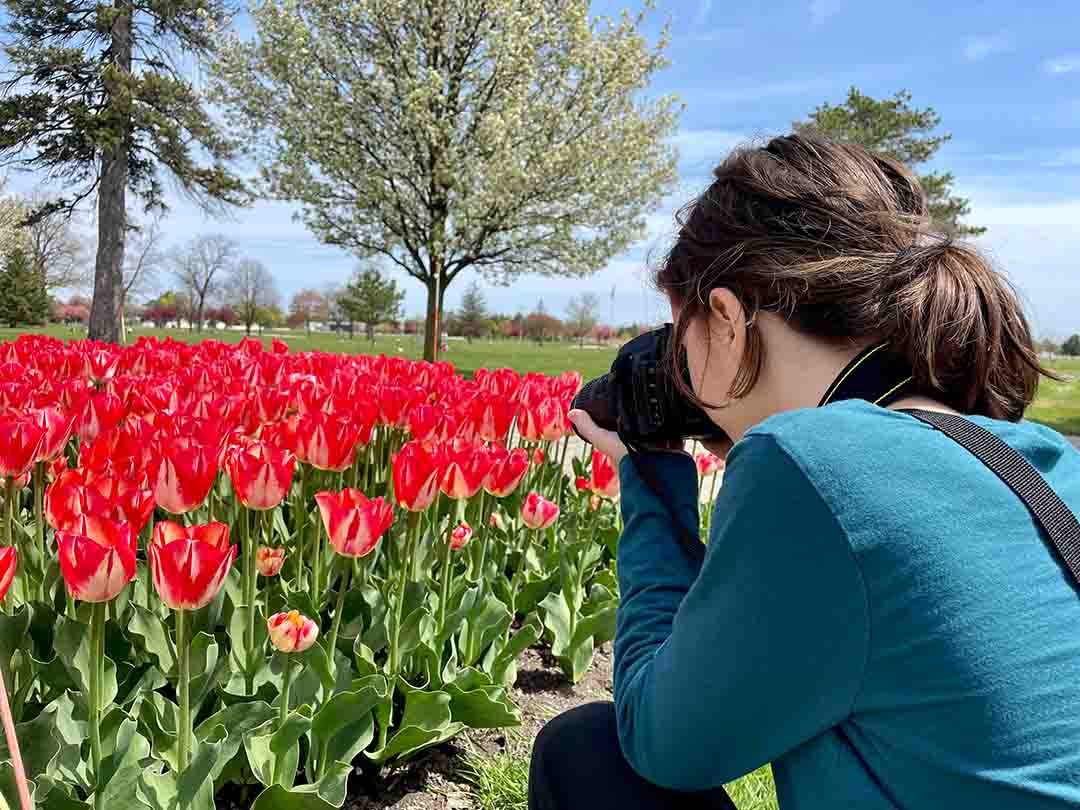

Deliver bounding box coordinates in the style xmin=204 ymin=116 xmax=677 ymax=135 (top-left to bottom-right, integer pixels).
xmin=529 ymin=702 xmax=737 ymax=809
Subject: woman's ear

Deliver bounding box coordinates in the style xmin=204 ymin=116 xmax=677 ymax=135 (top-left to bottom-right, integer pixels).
xmin=706 ymin=288 xmax=746 ymax=345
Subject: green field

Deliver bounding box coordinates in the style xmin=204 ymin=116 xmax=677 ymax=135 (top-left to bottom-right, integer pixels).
xmin=0 ymin=325 xmax=619 ymax=380
xmin=4 ymin=325 xmax=1079 ymax=437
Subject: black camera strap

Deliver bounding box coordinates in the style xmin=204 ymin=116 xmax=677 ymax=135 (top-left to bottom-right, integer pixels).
xmin=903 ymin=409 xmax=1080 ymax=590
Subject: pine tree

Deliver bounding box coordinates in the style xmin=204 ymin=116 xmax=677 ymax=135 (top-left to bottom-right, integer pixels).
xmin=0 ymin=0 xmax=248 ymax=343
xmin=795 ymin=88 xmax=983 ymax=237
xmin=0 ymin=245 xmax=49 ymax=327
xmin=457 ymin=281 xmax=488 ymax=343
xmin=338 ymin=268 xmax=405 ymax=342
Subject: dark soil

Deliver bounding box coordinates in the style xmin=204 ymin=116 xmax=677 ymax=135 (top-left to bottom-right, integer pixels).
xmin=218 ymin=644 xmax=614 ymax=809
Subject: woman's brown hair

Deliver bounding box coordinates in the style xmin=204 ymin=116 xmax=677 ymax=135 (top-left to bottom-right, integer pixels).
xmin=656 ymin=133 xmax=1054 ymax=421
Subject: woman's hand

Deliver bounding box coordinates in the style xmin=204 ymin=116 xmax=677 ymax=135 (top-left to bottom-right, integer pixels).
xmin=568 ymin=409 xmax=627 ymax=463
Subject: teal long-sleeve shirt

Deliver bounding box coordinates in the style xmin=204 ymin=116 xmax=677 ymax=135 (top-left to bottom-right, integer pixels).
xmin=614 ymin=400 xmax=1080 ymax=808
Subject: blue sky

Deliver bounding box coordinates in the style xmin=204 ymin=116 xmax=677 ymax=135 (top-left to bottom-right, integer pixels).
xmin=10 ymin=0 xmax=1080 ymax=336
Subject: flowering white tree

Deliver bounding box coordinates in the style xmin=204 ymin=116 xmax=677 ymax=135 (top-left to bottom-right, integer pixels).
xmin=212 ymin=0 xmax=680 ymax=360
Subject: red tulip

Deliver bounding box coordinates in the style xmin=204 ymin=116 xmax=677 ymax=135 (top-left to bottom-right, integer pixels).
xmin=45 ymin=469 xmax=110 ymax=531
xmin=148 ymin=521 xmax=236 ymax=611
xmin=314 ymin=489 xmax=394 ymax=558
xmin=471 ymin=395 xmax=517 ymax=443
xmin=225 ymin=440 xmax=297 ymax=510
xmin=521 ymin=491 xmax=559 ymax=530
xmin=695 ymin=451 xmax=725 ymax=477
xmin=83 ymin=346 xmax=120 ymax=385
xmin=484 ymin=447 xmax=530 ymax=497
xmin=294 ymin=411 xmax=360 ymax=472
xmin=533 ymin=448 xmax=545 ymax=466
xmin=440 ymin=439 xmax=493 ymax=500
xmin=28 ymin=407 xmax=75 ymax=463
xmin=392 ymin=440 xmax=441 ymax=512
xmin=251 ymin=387 xmax=291 ymax=426
xmin=0 ymin=547 xmax=15 ymax=603
xmin=377 ymin=385 xmax=419 ymax=429
xmin=76 ymin=391 xmax=125 ymax=444
xmin=88 ymin=474 xmax=156 ymax=533
xmin=152 ymin=437 xmax=219 ymax=515
xmin=57 ymin=518 xmax=137 ymax=602
xmin=575 ymin=476 xmax=589 ymax=492
xmin=590 ymin=451 xmax=620 ymax=499
xmin=407 ymin=403 xmax=444 ymax=443
xmin=256 ymin=546 xmax=286 ymax=577
xmin=271 ymin=339 xmax=289 ymax=355
xmin=0 ymin=413 xmax=45 ymax=479
xmin=450 ymin=521 xmax=472 ymax=551
xmin=535 ymin=397 xmax=568 ymax=441
xmin=267 ymin=610 xmax=319 ymax=653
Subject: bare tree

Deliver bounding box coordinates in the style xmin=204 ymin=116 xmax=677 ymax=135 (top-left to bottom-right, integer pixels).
xmin=566 ymin=292 xmax=600 ymax=347
xmin=118 ymin=214 xmax=165 ymax=342
xmin=171 ymin=234 xmax=237 ymax=331
xmin=24 ymin=193 xmax=88 ymax=291
xmin=226 ymin=258 xmax=280 ymax=335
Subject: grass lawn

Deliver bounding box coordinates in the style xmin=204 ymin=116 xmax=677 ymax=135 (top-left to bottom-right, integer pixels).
xmin=465 ymin=751 xmax=778 ymax=810
xmin=0 ymin=325 xmax=619 ymax=380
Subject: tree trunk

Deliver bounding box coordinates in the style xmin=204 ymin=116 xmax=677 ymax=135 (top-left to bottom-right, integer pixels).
xmin=87 ymin=2 xmax=132 ymax=344
xmin=422 ymin=272 xmax=449 ymax=362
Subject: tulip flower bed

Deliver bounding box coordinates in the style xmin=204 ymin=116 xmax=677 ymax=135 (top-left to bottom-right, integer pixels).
xmin=0 ymin=334 xmax=630 ymax=810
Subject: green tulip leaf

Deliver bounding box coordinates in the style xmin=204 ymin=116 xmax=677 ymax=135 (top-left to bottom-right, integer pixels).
xmin=307 ymin=676 xmax=387 ymax=776
xmin=271 ymin=712 xmax=313 ymax=760
xmin=539 ymin=592 xmax=572 ymax=658
xmin=365 ymin=682 xmax=463 ymax=765
xmin=444 ymin=669 xmax=521 ymax=729
xmin=54 ymin=617 xmax=118 ymax=708
xmin=250 ymin=784 xmax=337 ymax=810
xmin=99 ymin=722 xmax=150 ymax=807
xmin=186 ymin=632 xmax=223 ymax=713
xmin=457 ymin=595 xmax=512 ymax=668
xmin=0 ymin=607 xmax=31 ymax=695
xmin=128 ymin=604 xmax=175 ymax=673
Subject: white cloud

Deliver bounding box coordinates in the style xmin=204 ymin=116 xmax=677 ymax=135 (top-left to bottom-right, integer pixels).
xmin=962 ymin=33 xmax=1012 ymax=62
xmin=809 ymin=0 xmax=845 ymax=27
xmin=1045 ymin=54 xmax=1080 ymax=75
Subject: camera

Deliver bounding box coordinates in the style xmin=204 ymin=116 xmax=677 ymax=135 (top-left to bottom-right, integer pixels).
xmin=571 ymin=324 xmax=729 ymax=446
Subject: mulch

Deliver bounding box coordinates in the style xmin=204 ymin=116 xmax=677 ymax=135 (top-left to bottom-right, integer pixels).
xmin=216 ymin=644 xmax=615 ymax=809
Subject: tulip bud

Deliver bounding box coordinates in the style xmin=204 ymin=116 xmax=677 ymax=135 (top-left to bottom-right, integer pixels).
xmin=533 ymin=448 xmax=545 ymax=466
xmin=256 ymin=546 xmax=286 ymax=577
xmin=590 ymin=495 xmax=602 ymax=512
xmin=267 ymin=610 xmax=319 ymax=653
xmin=450 ymin=521 xmax=472 ymax=550
xmin=521 ymin=491 xmax=559 ymax=530
xmin=575 ymin=476 xmax=589 ymax=492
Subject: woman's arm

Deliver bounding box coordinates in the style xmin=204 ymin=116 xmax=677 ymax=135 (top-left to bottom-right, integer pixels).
xmin=613 ymin=434 xmax=870 ymax=790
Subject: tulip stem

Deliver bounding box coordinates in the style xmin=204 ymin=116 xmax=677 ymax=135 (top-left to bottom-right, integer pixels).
xmin=177 ymin=608 xmax=191 ymax=773
xmin=272 ymin=655 xmax=294 ymax=786
xmin=438 ymin=501 xmax=464 ymax=633
xmin=88 ymin=601 xmax=105 ymax=810
xmin=295 ymin=464 xmax=307 ymax=592
xmin=243 ymin=507 xmax=257 ymax=696
xmin=384 ymin=511 xmax=420 ymax=750
xmin=327 ymin=560 xmax=351 ymax=673
xmin=32 ymin=462 xmax=44 ymax=602
xmin=3 ymin=477 xmax=13 ymax=551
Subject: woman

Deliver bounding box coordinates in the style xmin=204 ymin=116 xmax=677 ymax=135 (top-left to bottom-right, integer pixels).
xmin=529 ymin=135 xmax=1080 ymax=809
